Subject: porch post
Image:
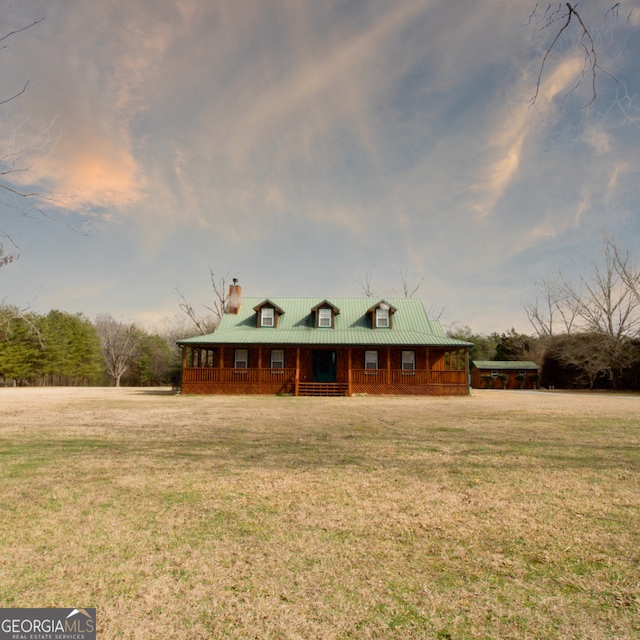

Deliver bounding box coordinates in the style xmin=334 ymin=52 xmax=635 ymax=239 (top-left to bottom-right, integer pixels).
xmin=426 ymin=348 xmax=431 ymax=385
xmin=348 ymin=348 xmax=352 ymax=397
xmin=295 ymin=347 xmax=300 ymax=396
xmin=387 ymin=347 xmax=391 ymax=384
xmin=219 ymin=346 xmax=224 ymax=369
xmin=181 ymin=346 xmax=187 ymax=390
xmin=465 ymin=348 xmax=470 ymax=395
xmin=258 ymin=347 xmax=262 ymax=389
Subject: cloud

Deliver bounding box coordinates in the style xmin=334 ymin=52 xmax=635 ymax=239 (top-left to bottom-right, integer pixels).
xmin=2 ymin=0 xmax=640 ymax=336
xmin=227 ymin=1 xmax=433 ymax=162
xmin=470 ymin=55 xmax=584 ymax=219
xmin=583 ymin=123 xmax=611 ymax=154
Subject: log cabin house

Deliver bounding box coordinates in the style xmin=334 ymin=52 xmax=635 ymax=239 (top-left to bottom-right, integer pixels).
xmin=176 ymin=282 xmax=472 ymax=396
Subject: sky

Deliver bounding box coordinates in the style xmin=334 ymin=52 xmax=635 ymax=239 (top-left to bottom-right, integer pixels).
xmin=1 ymin=0 xmax=639 ymax=335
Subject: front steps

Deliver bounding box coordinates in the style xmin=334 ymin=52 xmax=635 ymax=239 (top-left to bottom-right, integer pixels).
xmin=297 ymin=383 xmax=349 ymax=397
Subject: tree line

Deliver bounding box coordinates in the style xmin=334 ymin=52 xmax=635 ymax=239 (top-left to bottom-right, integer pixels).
xmin=3 ymin=235 xmax=639 ymax=390
xmin=448 ymin=237 xmax=640 ymax=391
xmin=447 ymin=325 xmax=640 ymax=391
xmin=0 ymin=306 xmax=188 ymax=387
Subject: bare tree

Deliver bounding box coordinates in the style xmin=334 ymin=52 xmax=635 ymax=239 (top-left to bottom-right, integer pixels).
xmin=609 ymin=239 xmax=640 ymax=305
xmin=524 ymin=276 xmax=581 ymax=337
xmin=565 ymin=239 xmax=640 ymax=341
xmin=0 ymin=15 xmax=59 ymax=266
xmin=357 ymin=266 xmax=443 ymax=319
xmin=545 ymin=332 xmax=614 ymax=389
xmin=357 ymin=266 xmax=377 ymax=298
xmin=357 ymin=266 xmax=426 ymax=299
xmin=95 ymin=314 xmax=142 ymax=387
xmin=176 ymin=269 xmax=233 ymax=335
xmin=525 ymin=235 xmax=640 ymax=388
xmin=398 ymin=269 xmax=424 ymax=299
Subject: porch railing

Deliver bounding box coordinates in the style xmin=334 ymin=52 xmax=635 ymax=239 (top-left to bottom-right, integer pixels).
xmin=183 ymin=367 xmax=466 ymax=386
xmin=351 ymin=369 xmax=466 ymax=385
xmin=183 ymin=368 xmax=297 ymax=384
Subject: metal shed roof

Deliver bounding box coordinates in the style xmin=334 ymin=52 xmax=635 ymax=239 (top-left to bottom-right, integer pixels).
xmin=472 ymin=361 xmax=540 ymax=370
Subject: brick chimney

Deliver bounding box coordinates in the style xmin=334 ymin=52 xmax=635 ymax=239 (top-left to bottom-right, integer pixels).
xmin=227 ymin=278 xmax=242 ymax=314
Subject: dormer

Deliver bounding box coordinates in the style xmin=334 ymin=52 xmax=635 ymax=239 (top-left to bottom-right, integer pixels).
xmin=311 ymin=300 xmax=340 ymax=329
xmin=367 ymin=300 xmax=397 ymax=329
xmin=253 ymin=300 xmax=285 ymax=328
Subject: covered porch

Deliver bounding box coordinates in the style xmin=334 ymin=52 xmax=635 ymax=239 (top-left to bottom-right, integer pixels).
xmin=180 ymin=345 xmax=469 ymax=396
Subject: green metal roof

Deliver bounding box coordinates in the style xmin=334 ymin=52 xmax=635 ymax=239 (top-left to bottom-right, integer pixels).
xmin=472 ymin=361 xmax=540 ymax=370
xmin=177 ymin=298 xmax=473 ymax=348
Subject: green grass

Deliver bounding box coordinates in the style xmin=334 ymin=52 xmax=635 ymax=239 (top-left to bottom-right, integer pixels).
xmin=0 ymin=388 xmax=638 ymax=638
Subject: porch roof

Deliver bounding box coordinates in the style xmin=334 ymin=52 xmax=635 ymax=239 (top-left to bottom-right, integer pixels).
xmin=177 ymin=297 xmax=472 ymax=348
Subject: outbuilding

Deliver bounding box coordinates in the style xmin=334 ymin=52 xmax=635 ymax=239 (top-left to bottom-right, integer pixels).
xmin=471 ymin=360 xmax=540 ymax=389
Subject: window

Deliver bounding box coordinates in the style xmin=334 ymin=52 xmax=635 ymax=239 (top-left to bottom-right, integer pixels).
xmin=491 ymin=371 xmax=498 ymax=378
xmin=401 ymin=351 xmax=416 ymax=370
xmin=271 ymin=349 xmax=285 ymax=369
xmin=365 ymin=350 xmax=378 ymax=370
xmin=375 ymin=307 xmax=390 ymax=328
xmin=261 ymin=307 xmax=275 ymax=327
xmin=318 ymin=308 xmax=332 ymax=328
xmin=234 ymin=349 xmax=248 ymax=369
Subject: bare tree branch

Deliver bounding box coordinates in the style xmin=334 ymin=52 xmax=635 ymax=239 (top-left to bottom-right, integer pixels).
xmin=0 ymin=18 xmax=44 ymax=106
xmin=398 ymin=269 xmax=424 ymax=298
xmin=524 ymin=275 xmax=580 ymax=337
xmin=357 ymin=266 xmax=377 ymax=298
xmin=175 ymin=270 xmax=233 ymax=335
xmin=0 ymin=17 xmax=44 ymax=45
xmin=0 ymin=17 xmax=61 ymax=267
xmin=175 ymin=285 xmax=216 ymax=335
xmin=529 ymin=3 xmax=622 ymax=113
xmin=207 ymin=269 xmax=231 ymax=321
xmin=0 ymin=81 xmax=29 ymax=107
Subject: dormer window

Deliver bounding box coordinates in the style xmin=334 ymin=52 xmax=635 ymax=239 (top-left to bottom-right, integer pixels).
xmin=318 ymin=308 xmax=332 ymax=328
xmin=311 ymin=300 xmax=340 ymax=329
xmin=261 ymin=307 xmax=275 ymax=327
xmin=253 ymin=300 xmax=285 ymax=328
xmin=368 ymin=300 xmax=396 ymax=329
xmin=375 ymin=307 xmax=390 ymax=328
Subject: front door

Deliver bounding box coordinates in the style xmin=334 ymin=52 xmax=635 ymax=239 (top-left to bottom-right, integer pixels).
xmin=312 ymin=350 xmax=337 ymax=383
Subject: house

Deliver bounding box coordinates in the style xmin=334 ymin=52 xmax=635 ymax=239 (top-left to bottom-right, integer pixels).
xmin=176 ymin=282 xmax=472 ymax=396
xmin=470 ymin=361 xmax=540 ymax=390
